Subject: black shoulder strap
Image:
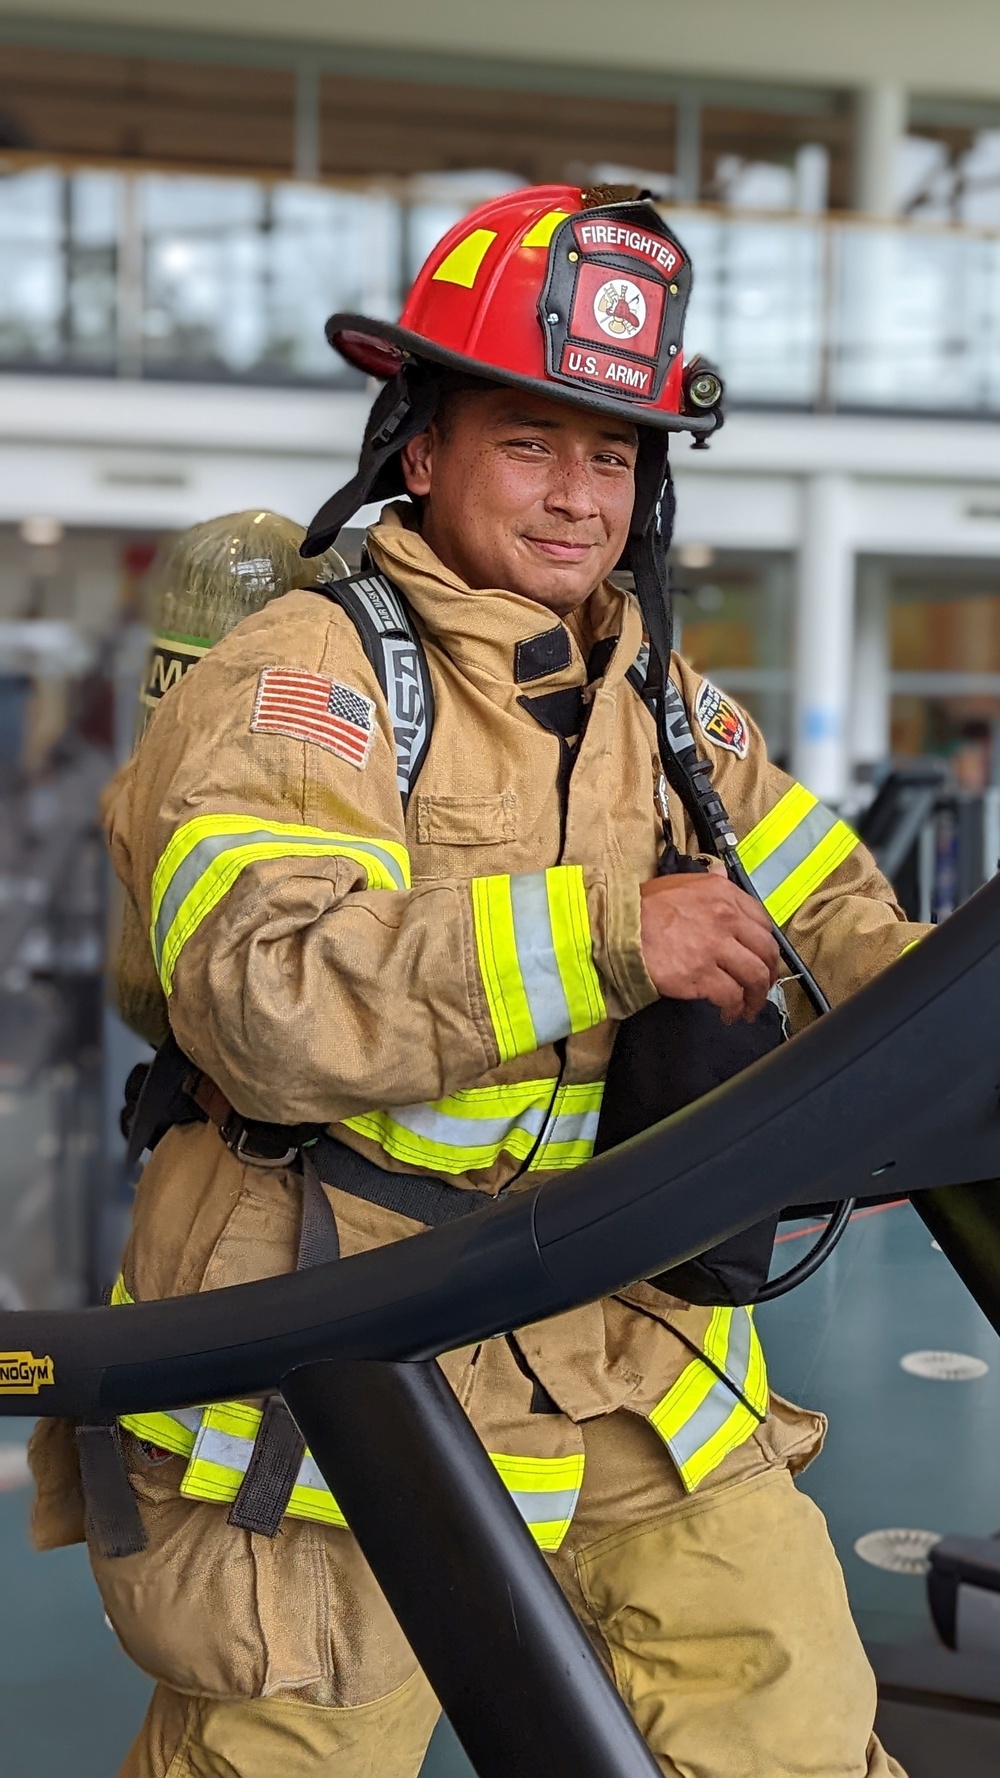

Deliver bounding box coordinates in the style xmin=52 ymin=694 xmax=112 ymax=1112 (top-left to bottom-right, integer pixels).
xmin=309 ymin=570 xmax=434 ymax=808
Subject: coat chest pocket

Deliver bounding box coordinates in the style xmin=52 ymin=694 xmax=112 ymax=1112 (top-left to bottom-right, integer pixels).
xmin=415 ymin=790 xmax=519 ymax=847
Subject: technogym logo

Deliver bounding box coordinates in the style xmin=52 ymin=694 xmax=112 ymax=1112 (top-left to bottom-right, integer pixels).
xmin=0 ymin=1351 xmax=55 ymax=1394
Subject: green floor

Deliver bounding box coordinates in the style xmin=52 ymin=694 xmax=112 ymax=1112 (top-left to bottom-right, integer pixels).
xmin=1 ymin=1199 xmax=998 ymax=1776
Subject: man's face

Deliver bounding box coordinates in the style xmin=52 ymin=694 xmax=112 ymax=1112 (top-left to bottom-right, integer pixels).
xmin=400 ymin=387 xmax=638 ymax=615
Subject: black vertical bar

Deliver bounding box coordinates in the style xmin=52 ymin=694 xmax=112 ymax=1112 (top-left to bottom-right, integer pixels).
xmin=912 ymin=1182 xmax=1000 ymax=1338
xmin=281 ymin=1357 xmax=660 ymax=1778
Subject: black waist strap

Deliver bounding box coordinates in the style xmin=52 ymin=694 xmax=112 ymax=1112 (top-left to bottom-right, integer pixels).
xmin=310 ymin=1133 xmax=491 ymax=1227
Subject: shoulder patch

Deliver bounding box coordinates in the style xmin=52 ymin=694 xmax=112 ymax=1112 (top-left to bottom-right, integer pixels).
xmin=694 ymin=679 xmax=749 ymax=760
xmin=251 ymin=667 xmax=376 ymax=769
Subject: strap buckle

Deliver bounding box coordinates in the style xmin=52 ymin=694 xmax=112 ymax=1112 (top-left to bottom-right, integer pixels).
xmin=220 ymin=1111 xmax=300 ymax=1170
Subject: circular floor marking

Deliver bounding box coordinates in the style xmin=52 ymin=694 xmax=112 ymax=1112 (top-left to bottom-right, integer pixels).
xmin=900 ymin=1349 xmax=989 ymax=1381
xmin=0 ymin=1444 xmax=30 ymax=1492
xmin=854 ymin=1528 xmax=941 ymax=1575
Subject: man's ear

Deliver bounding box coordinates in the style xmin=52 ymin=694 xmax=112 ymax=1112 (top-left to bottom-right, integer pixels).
xmin=401 ymin=429 xmax=434 ymax=498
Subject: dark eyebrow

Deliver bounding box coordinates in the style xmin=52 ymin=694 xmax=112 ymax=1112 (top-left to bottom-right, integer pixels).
xmin=495 ymin=409 xmax=639 ymax=448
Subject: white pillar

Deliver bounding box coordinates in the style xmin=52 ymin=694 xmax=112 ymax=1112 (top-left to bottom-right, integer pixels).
xmin=294 ymin=68 xmax=321 ymax=182
xmin=852 ymin=80 xmax=907 ymax=215
xmin=675 ymin=93 xmax=701 ymax=204
xmin=851 ymin=561 xmax=891 ymax=771
xmin=792 ymin=474 xmax=855 ymax=803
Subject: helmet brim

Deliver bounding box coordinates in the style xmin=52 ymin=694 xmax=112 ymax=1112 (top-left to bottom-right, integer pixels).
xmin=326 ymin=312 xmax=718 ymax=439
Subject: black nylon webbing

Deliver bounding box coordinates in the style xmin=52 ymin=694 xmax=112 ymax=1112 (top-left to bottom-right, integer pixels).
xmin=227 ymin=1153 xmax=340 ymax=1537
xmin=76 ymin=1422 xmax=148 ymax=1558
xmin=311 ymin=1133 xmax=488 ymax=1226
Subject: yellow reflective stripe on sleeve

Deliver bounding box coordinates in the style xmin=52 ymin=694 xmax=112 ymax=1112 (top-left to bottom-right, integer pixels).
xmin=737 ymin=784 xmax=859 ymax=928
xmin=150 ymin=814 xmax=410 ymax=995
xmin=471 ymin=868 xmax=606 ymax=1064
xmin=343 ymin=1079 xmax=605 ymax=1178
xmin=545 ymin=865 xmax=607 ymax=1033
xmin=470 ymin=876 xmax=537 ymax=1061
xmin=110 ymin=1274 xmax=133 ymax=1306
xmin=648 ymin=1305 xmax=768 ymax=1493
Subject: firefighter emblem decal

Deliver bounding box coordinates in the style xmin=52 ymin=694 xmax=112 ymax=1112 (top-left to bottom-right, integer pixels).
xmin=695 ymin=679 xmax=749 ymax=759
xmin=594 ymin=279 xmax=646 ymax=340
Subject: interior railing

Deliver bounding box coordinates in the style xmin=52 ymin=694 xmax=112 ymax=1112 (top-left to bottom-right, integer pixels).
xmin=3 ymin=153 xmax=1000 ymax=411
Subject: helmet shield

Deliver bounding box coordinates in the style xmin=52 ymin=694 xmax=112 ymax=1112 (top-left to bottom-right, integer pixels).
xmin=538 ymin=204 xmax=691 ymax=412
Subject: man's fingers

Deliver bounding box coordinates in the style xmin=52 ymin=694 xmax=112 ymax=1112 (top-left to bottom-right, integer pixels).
xmin=728 ymin=912 xmax=782 ymax=980
xmin=715 ymin=938 xmax=772 ymax=1011
xmin=701 ymin=966 xmax=749 ymax=1023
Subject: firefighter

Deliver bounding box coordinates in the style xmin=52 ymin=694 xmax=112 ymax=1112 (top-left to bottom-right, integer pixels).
xmin=29 ymin=186 xmax=915 ymax=1778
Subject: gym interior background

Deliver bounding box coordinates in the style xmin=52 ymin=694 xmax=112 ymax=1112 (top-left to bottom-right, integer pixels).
xmin=2 ymin=3 xmax=1000 ymax=1773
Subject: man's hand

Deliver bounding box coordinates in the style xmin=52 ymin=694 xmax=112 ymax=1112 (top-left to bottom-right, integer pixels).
xmin=639 ymin=872 xmax=781 ymax=1023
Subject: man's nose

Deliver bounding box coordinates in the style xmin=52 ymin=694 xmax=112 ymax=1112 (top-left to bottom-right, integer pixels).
xmin=544 ymin=463 xmax=601 ymax=521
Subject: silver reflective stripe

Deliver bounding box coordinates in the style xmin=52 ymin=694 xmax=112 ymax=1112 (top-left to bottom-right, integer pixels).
xmin=746 ymin=801 xmax=841 ymax=905
xmin=509 ymin=873 xmax=572 ymax=1046
xmin=387 ymin=1099 xmax=548 ymax=1149
xmin=190 ymin=1419 xmax=330 ymax=1497
xmin=537 ymin=1107 xmax=602 ymax=1149
xmin=153 ymin=827 xmax=407 ymax=965
xmin=507 ymin=1486 xmax=580 ymax=1526
xmin=662 ymin=1310 xmax=752 ymax=1475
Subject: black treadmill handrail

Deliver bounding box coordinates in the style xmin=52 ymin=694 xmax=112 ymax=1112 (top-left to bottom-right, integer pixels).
xmin=4 ymin=875 xmax=1000 ymax=1420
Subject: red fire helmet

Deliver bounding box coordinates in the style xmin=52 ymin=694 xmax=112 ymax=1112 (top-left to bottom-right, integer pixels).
xmin=326 ymin=183 xmax=718 ymax=435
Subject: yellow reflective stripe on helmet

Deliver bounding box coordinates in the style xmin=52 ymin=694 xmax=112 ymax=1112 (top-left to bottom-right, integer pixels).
xmin=432 ymin=228 xmax=498 ymax=288
xmin=471 ymin=868 xmax=606 ymax=1064
xmin=737 ymin=785 xmax=858 ymax=928
xmin=648 ymin=1305 xmax=769 ymax=1493
xmin=521 ymin=209 xmax=570 ymax=248
xmin=150 ymin=814 xmax=410 ymax=995
xmin=344 ymin=1079 xmax=604 ymax=1179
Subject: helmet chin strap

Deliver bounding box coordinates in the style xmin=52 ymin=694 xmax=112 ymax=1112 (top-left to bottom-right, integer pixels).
xmin=626 ymin=434 xmax=830 ymax=1020
xmin=300 ymin=365 xmax=440 ymax=559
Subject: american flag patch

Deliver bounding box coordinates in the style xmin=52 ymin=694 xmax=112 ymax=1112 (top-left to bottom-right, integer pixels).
xmin=251 ymin=668 xmax=376 ymax=768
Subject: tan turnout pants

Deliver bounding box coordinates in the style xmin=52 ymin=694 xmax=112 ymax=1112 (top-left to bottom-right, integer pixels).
xmin=117 ymin=1408 xmax=906 ymax=1778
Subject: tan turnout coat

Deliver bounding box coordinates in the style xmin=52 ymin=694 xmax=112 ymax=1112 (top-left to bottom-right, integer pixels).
xmin=30 ymin=506 xmax=924 ymax=1704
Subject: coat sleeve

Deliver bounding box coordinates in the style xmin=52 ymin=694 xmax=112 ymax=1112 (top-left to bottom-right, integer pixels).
xmin=109 ymin=593 xmax=656 ymax=1125
xmin=668 ymin=655 xmax=930 ymax=1026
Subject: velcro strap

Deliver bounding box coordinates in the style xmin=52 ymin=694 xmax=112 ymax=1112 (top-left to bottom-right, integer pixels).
xmin=76 ymin=1422 xmax=148 ymax=1559
xmin=227 ymin=1152 xmax=340 ymax=1536
xmin=226 ymin=1396 xmax=307 ymax=1537
xmin=311 ymin=1133 xmax=490 ymax=1226
xmin=296 ymin=1151 xmax=341 ymax=1267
